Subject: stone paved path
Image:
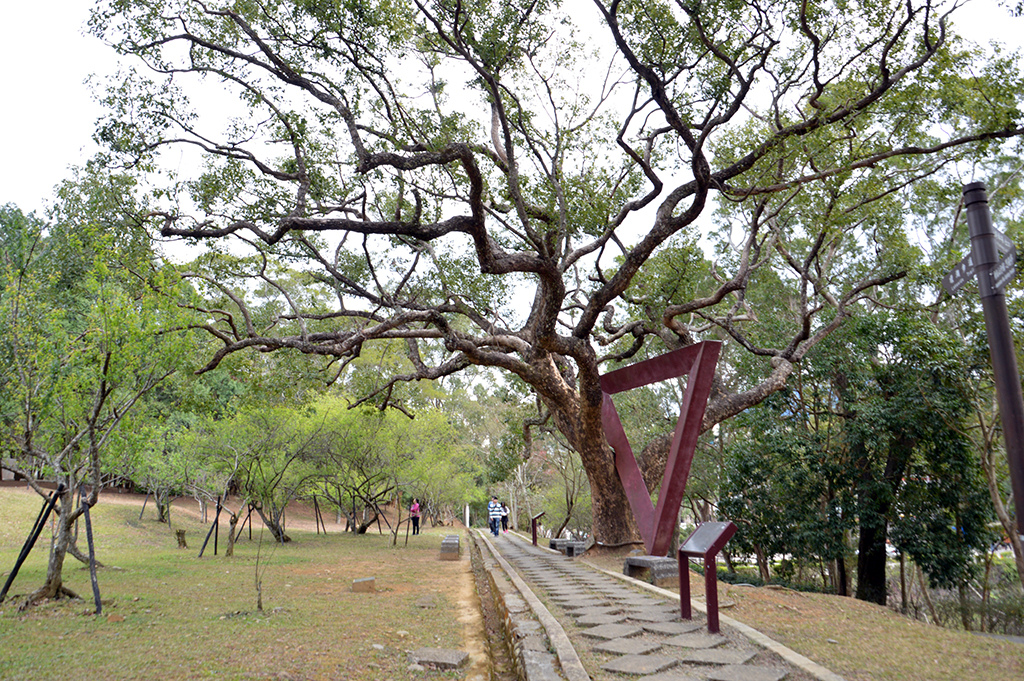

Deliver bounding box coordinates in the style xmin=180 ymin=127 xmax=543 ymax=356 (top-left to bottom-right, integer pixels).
xmin=482 ymin=531 xmax=822 ymax=681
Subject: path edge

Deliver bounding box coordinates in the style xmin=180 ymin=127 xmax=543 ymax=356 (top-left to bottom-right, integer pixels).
xmin=472 ymin=530 xmax=590 ymax=681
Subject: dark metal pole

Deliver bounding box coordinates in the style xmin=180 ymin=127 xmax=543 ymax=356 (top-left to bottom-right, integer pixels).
xmin=81 ymin=490 xmax=102 ymax=615
xmin=213 ymin=497 xmax=221 ymax=556
xmin=964 ymin=182 xmax=1024 ymax=539
xmin=531 ymin=511 xmax=545 ymax=546
xmin=704 ymin=555 xmax=721 ymax=633
xmin=198 ymin=498 xmax=223 ymax=558
xmin=0 ymin=485 xmax=63 ymax=603
xmin=313 ymin=496 xmax=324 ymax=534
xmin=677 ymin=553 xmax=692 ymax=621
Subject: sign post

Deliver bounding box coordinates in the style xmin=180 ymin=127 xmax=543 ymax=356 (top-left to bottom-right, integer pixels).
xmin=677 ymin=521 xmax=737 ymax=634
xmin=945 ymin=182 xmax=1024 ymax=542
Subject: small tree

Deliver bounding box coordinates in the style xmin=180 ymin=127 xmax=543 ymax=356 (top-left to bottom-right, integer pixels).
xmin=0 ymin=183 xmax=187 ymax=602
xmin=191 ymin=405 xmax=325 ymax=543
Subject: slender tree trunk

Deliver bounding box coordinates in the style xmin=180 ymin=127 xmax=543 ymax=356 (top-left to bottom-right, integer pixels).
xmin=981 ymin=550 xmax=993 ymax=633
xmin=254 ymin=506 xmax=291 ymax=543
xmin=753 ymin=544 xmax=770 ymax=582
xmin=917 ymin=564 xmax=938 ymax=624
xmin=899 ymin=552 xmax=908 ymax=614
xmin=226 ymin=512 xmax=239 ymax=557
xmin=979 ymin=416 xmax=1024 ymax=592
xmin=958 ymin=583 xmax=972 ymax=631
xmin=156 ymin=489 xmax=171 ymax=524
xmin=29 ymin=487 xmax=79 ymax=603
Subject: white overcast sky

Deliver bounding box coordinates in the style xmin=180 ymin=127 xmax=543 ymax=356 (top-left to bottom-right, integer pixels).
xmin=2 ymin=1 xmax=1024 ymax=217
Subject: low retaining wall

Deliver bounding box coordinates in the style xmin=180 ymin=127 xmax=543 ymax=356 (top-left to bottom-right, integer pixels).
xmin=470 ymin=532 xmax=577 ymax=681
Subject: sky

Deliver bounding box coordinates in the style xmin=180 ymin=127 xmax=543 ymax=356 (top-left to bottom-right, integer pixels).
xmin=2 ymin=1 xmax=1024 ymax=218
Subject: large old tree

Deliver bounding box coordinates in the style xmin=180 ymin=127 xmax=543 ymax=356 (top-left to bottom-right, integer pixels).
xmin=92 ymin=0 xmax=1024 ymax=547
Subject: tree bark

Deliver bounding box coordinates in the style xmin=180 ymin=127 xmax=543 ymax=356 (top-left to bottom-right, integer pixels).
xmin=254 ymin=506 xmax=291 ymax=543
xmin=226 ymin=512 xmax=239 ymax=557
xmin=28 ymin=487 xmax=80 ymax=604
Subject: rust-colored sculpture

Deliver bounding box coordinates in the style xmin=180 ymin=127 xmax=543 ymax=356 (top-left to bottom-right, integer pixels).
xmin=600 ymin=342 xmax=722 ymax=556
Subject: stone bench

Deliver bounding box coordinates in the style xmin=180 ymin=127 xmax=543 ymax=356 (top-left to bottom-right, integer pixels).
xmin=564 ymin=541 xmax=588 ymax=557
xmin=440 ymin=534 xmax=460 ymax=561
xmin=624 ymin=555 xmax=679 ymax=588
xmin=549 ymin=538 xmax=587 ymax=557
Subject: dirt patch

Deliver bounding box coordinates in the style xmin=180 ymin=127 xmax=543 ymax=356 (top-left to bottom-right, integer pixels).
xmin=468 ymin=540 xmax=517 ymax=681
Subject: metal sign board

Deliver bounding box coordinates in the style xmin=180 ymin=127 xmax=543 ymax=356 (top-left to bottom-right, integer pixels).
xmin=994 ymin=229 xmax=1015 ymax=256
xmin=993 ymin=244 xmax=1018 ymax=292
xmin=942 ymin=252 xmax=975 ymax=296
xmin=942 ymin=229 xmax=1015 ymax=296
xmin=678 ymin=521 xmax=737 ymax=559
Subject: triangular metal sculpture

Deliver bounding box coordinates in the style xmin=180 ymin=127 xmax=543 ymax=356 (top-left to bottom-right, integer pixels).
xmin=600 ymin=341 xmax=722 ymax=557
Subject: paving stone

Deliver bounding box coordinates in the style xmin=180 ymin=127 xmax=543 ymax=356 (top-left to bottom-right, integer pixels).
xmin=679 ymin=649 xmax=756 ymax=665
xmin=570 ymin=605 xmax=624 ymax=616
xmin=646 ymin=602 xmax=685 ymax=612
xmin=576 ymin=613 xmax=627 ymax=626
xmin=551 ymin=595 xmax=610 ymax=608
xmin=641 ymin=670 xmax=704 ymax=681
xmin=660 ymin=632 xmax=728 ymax=649
xmin=625 ymin=608 xmax=679 ymax=623
xmin=600 ymin=654 xmax=679 ymax=675
xmin=642 ymin=621 xmax=703 ymax=635
xmin=409 ymin=647 xmax=469 ymax=670
xmin=614 ymin=596 xmax=664 ymax=607
xmin=592 ymin=637 xmax=664 ymax=655
xmin=579 ymin=580 xmax=619 ymax=589
xmin=577 ymin=623 xmax=644 ymax=639
xmin=706 ymin=665 xmax=789 ymax=681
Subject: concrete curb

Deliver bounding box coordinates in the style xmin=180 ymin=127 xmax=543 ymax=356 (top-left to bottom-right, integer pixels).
xmin=581 ymin=559 xmax=847 ymax=681
xmin=472 ymin=530 xmax=589 ymax=681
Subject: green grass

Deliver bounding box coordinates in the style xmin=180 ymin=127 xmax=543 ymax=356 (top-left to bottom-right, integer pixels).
xmin=0 ymin=488 xmax=470 ymax=681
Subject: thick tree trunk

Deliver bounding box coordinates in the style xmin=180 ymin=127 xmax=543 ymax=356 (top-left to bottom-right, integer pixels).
xmin=542 ymin=365 xmax=642 ymax=549
xmin=855 ymin=435 xmax=912 ymax=605
xmin=856 ymin=517 xmax=889 ymax=605
xmin=836 ymin=554 xmax=849 ymax=597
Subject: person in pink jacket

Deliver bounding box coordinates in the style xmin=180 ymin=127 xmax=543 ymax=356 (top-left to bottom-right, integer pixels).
xmin=410 ymin=498 xmax=421 ymax=535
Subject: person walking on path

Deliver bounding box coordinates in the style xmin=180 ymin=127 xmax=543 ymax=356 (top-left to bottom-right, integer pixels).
xmin=410 ymin=498 xmax=421 ymax=535
xmin=487 ymin=496 xmax=502 ymax=536
xmin=500 ymin=503 xmax=509 ymax=533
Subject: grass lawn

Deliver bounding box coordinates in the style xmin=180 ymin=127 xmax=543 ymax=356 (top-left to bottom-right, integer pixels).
xmin=0 ymin=487 xmax=478 ymax=681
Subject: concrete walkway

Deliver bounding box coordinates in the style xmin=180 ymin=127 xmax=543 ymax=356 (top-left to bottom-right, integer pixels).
xmin=477 ymin=530 xmax=846 ymax=681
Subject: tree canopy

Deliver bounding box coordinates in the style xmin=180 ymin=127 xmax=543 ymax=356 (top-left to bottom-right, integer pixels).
xmin=89 ymin=0 xmax=1024 ymax=545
